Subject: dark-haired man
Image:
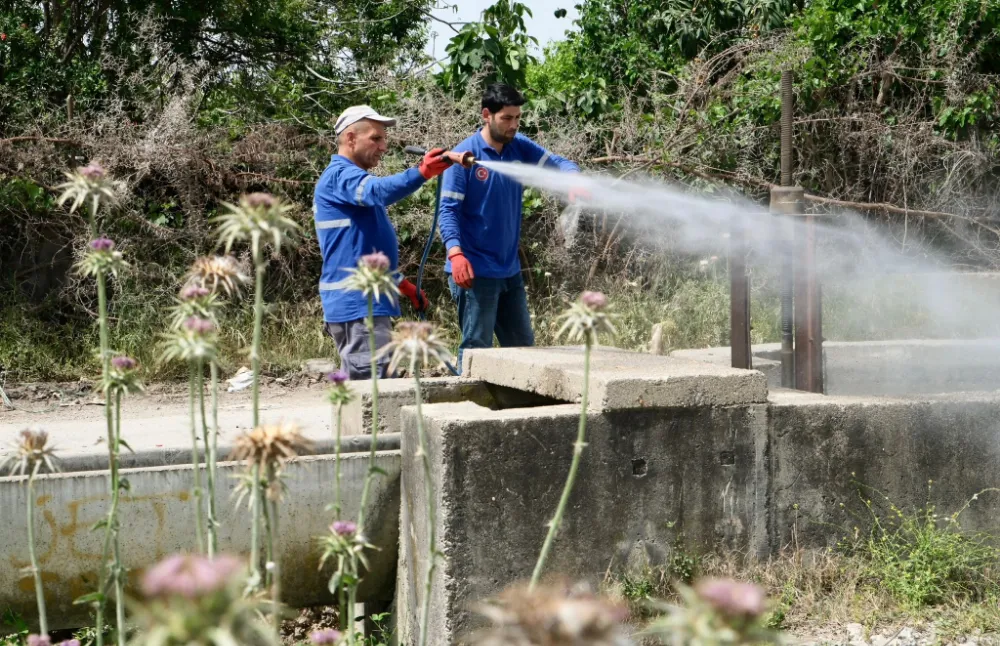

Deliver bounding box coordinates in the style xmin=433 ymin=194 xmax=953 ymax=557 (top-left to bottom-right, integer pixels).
xmin=438 ymin=83 xmax=586 ymax=369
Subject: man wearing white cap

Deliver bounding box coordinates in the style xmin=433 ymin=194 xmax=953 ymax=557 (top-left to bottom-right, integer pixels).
xmin=315 ymin=105 xmax=462 ymax=378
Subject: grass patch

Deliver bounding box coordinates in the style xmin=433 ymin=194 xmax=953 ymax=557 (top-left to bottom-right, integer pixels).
xmin=606 ymin=488 xmax=1000 ymax=642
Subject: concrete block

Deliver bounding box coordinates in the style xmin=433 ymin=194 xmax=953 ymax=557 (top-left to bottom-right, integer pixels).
xmin=341 ymin=378 xmax=498 ymax=436
xmin=464 ymin=346 xmax=769 ymax=410
xmin=396 ymin=400 xmax=769 ymax=645
xmin=767 ymin=391 xmax=1000 ymax=552
xmin=0 ymin=451 xmax=400 ymax=631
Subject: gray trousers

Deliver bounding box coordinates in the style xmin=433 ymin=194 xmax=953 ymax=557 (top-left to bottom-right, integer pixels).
xmin=325 ymin=316 xmax=393 ymax=379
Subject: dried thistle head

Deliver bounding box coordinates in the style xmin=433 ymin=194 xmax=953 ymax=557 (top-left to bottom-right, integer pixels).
xmin=332 ymin=251 xmax=400 ymax=304
xmin=104 ymin=355 xmax=145 ymax=398
xmin=230 ymin=422 xmax=313 ymax=475
xmin=76 ymin=236 xmax=128 ymax=279
xmin=213 ymin=192 xmax=299 ymax=261
xmin=185 ymin=255 xmax=249 ymax=298
xmin=2 ymin=427 xmax=59 ymax=476
xmin=326 ymin=369 xmax=356 ymax=408
xmin=556 ymin=291 xmax=617 ymax=345
xmin=471 ymin=581 xmax=632 ymax=646
xmin=55 ymin=161 xmax=118 ymax=224
xmin=158 ymin=316 xmax=218 ymax=365
xmin=378 ymin=321 xmax=453 ymax=375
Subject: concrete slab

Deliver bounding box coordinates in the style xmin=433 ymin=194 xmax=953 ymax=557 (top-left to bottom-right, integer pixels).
xmin=0 ymin=378 xmax=484 ymax=471
xmin=0 ymin=391 xmax=333 ymax=471
xmin=463 ymin=346 xmax=768 ymax=410
xmin=674 ymin=339 xmax=1000 ymax=396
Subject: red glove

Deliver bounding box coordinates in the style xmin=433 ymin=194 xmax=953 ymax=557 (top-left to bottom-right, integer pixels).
xmin=448 ymin=250 xmax=474 ymax=289
xmin=418 ymin=147 xmax=451 ymax=180
xmin=398 ymin=279 xmax=427 ymax=312
xmin=568 ymin=186 xmax=592 ymax=203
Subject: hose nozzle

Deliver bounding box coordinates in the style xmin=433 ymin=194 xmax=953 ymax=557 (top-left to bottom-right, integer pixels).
xmin=403 ymin=145 xmax=475 ymax=168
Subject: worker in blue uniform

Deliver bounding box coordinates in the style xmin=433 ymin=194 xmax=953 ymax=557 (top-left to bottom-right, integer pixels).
xmin=314 ymin=105 xmax=465 ymax=378
xmin=438 ymin=83 xmax=588 ymax=370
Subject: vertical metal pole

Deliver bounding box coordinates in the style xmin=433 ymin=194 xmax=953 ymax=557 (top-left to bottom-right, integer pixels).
xmin=778 ymin=69 xmax=795 ymax=388
xmin=730 ymin=218 xmax=752 ymax=370
xmin=795 ymin=215 xmax=824 ymax=392
xmin=771 ymin=187 xmax=800 ymax=388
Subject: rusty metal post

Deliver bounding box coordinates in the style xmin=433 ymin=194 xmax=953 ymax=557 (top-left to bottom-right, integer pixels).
xmin=730 ymin=217 xmax=752 ymax=370
xmin=794 ymin=214 xmax=824 ymax=392
xmin=771 ymin=187 xmax=799 ymax=388
xmin=777 ymin=69 xmax=796 ymax=388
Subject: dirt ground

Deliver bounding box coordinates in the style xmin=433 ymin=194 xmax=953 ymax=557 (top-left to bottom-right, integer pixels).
xmin=0 ymin=372 xmax=331 ymax=427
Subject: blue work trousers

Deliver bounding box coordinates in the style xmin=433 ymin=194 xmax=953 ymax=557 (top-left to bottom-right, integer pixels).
xmin=448 ymin=273 xmax=535 ymax=372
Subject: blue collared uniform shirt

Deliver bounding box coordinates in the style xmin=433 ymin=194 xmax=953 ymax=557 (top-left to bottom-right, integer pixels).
xmin=438 ymin=132 xmax=580 ymax=279
xmin=314 ymin=155 xmax=426 ymax=323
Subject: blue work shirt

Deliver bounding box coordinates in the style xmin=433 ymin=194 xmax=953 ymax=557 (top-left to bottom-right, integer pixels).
xmin=314 ymin=155 xmax=427 ymax=323
xmin=438 ymin=131 xmax=580 ymax=278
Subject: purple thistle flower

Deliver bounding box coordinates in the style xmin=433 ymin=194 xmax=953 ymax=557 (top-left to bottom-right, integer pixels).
xmin=141 ymin=553 xmax=244 ymax=599
xmin=27 ymin=636 xmax=51 ymax=646
xmin=78 ymin=162 xmax=106 ymax=181
xmin=361 ymin=251 xmax=390 ymax=272
xmin=244 ymin=192 xmax=277 ymax=209
xmin=694 ymin=578 xmax=767 ymax=618
xmin=89 ymin=237 xmax=115 ymax=252
xmin=111 ymin=356 xmax=138 ymax=371
xmin=331 ymin=520 xmax=357 ymax=537
xmin=57 ymin=640 xmax=81 ymax=646
xmin=182 ymin=316 xmax=215 ymax=335
xmin=580 ymin=291 xmax=608 ymax=311
xmin=309 ymin=628 xmax=342 ymax=645
xmin=180 ymin=285 xmax=210 ymax=301
xmin=326 ymin=369 xmax=349 ymax=386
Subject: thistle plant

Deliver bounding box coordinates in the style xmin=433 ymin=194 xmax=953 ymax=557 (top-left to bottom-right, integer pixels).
xmin=645 ymin=578 xmax=778 ymax=645
xmin=335 ymin=251 xmax=399 ymax=533
xmin=378 ymin=321 xmax=453 ymax=646
xmin=309 ymin=629 xmax=343 ymax=645
xmin=471 ymin=581 xmax=632 ymax=646
xmin=129 ymin=553 xmax=277 ymax=646
xmin=2 ymin=428 xmax=59 ymax=637
xmin=326 ymin=370 xmax=356 ymax=521
xmin=318 ymin=520 xmax=374 ymax=644
xmin=55 ymin=162 xmax=118 ymax=234
xmin=97 ymin=355 xmax=144 ymax=640
xmin=231 ymin=423 xmax=313 ymax=634
xmin=160 ymin=316 xmax=219 ymax=554
xmin=530 ymin=292 xmax=616 ymax=589
xmin=213 ymin=193 xmax=298 ymax=589
xmin=72 ymin=228 xmax=130 ymax=645
xmin=181 ymin=255 xmax=249 ymax=558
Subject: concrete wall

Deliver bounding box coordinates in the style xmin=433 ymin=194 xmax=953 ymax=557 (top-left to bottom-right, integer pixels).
xmin=0 ymin=452 xmax=400 ymax=631
xmin=396 ymin=401 xmax=771 ymax=645
xmin=396 ymin=380 xmax=1000 ymax=644
xmin=767 ymin=391 xmax=1000 ymax=552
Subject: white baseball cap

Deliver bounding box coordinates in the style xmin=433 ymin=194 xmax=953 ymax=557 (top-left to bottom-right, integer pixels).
xmin=334 ymin=105 xmax=397 ymax=134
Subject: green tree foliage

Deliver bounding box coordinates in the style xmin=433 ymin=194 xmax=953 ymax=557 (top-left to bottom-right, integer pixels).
xmin=439 ymin=0 xmax=538 ymax=93
xmin=0 ymin=0 xmax=431 ymax=129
